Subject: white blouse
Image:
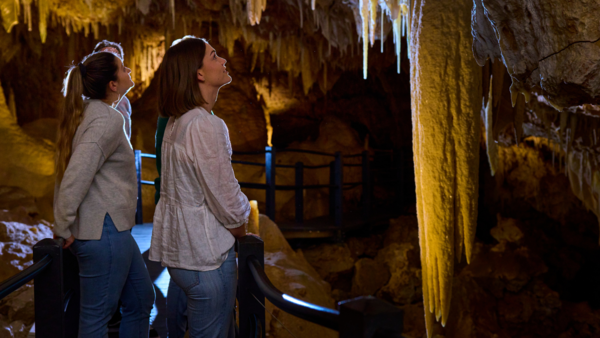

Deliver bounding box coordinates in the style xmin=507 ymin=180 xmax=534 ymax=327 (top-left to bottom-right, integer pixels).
xmin=150 ymin=107 xmax=250 ymax=271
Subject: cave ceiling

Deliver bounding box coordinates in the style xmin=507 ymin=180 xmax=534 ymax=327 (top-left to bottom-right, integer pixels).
xmin=472 ymin=0 xmax=600 ymax=109
xmin=0 ymin=0 xmax=411 ymax=94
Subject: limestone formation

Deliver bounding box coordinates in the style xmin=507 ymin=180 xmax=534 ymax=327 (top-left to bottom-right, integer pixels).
xmin=374 ymin=215 xmax=421 ymax=305
xmin=0 ymin=202 xmax=53 ymax=338
xmin=300 ymin=242 xmax=355 ymax=289
xmin=258 ymin=215 xmax=337 ymax=338
xmin=410 ymin=0 xmax=482 ymax=330
xmin=0 ymin=81 xmax=55 ymax=201
xmin=471 ymin=0 xmax=600 ymax=108
xmin=350 ymin=257 xmax=389 ymax=296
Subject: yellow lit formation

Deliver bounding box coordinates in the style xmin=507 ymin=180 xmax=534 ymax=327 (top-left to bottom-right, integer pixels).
xmin=354 ymin=0 xmax=411 ymax=79
xmin=247 ymin=0 xmax=267 ymax=26
xmin=410 ymin=0 xmax=481 ymax=335
xmin=248 ymin=200 xmax=260 ymax=234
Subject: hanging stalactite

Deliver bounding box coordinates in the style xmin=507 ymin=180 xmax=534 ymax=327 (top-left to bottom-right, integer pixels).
xmin=410 ymin=0 xmax=482 ymax=335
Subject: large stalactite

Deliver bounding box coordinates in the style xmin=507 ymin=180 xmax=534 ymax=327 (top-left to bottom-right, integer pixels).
xmin=410 ymin=0 xmax=482 ymax=334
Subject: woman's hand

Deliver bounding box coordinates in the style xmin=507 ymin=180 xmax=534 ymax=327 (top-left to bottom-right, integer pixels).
xmin=63 ymin=235 xmax=75 ymax=249
xmin=227 ymin=225 xmax=246 ymax=239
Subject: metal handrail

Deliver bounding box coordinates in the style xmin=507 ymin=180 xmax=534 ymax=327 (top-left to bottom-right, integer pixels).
xmin=233 ymin=150 xmax=269 ymax=155
xmin=0 ymin=254 xmax=52 ymax=301
xmin=277 ymin=148 xmax=336 ymax=157
xmin=247 ymin=256 xmax=340 ymax=331
xmin=232 ymin=160 xmax=266 ymax=167
xmin=143 ymin=153 xmax=362 ymax=169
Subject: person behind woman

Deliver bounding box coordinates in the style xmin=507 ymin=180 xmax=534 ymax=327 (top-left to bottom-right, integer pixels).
xmin=150 ymin=36 xmax=250 ymax=338
xmin=92 ymin=40 xmax=132 ymax=140
xmin=53 ymin=51 xmax=155 ymax=338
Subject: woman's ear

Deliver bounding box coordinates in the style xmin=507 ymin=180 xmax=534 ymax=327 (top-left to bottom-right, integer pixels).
xmin=197 ymin=69 xmax=205 ymax=83
xmin=108 ymin=80 xmax=118 ymax=93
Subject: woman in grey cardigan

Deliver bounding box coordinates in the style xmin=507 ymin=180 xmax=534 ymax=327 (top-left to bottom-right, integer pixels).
xmin=150 ymin=36 xmax=250 ymax=338
xmin=53 ymin=51 xmax=155 ymax=338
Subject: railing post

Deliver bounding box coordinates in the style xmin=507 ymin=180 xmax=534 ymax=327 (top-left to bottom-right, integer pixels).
xmin=295 ymin=162 xmax=304 ymax=224
xmin=334 ymin=152 xmax=343 ymax=228
xmin=32 ymin=239 xmax=75 ymax=338
xmin=361 ymin=151 xmax=371 ymax=221
xmin=265 ymin=146 xmax=276 ymax=221
xmin=238 ymin=236 xmax=266 ymax=338
xmin=134 ymin=150 xmax=143 ymax=224
xmin=338 ymin=296 xmax=404 ymax=338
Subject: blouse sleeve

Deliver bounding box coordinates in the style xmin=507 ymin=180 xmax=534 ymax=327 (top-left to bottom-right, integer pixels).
xmin=187 ymin=116 xmax=250 ymax=229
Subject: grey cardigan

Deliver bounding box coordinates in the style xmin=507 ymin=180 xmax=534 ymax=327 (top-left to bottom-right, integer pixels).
xmin=53 ymin=100 xmax=137 ymax=240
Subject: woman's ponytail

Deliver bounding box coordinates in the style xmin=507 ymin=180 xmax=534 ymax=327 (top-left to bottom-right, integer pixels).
xmin=55 ymin=52 xmax=119 ymax=182
xmin=55 ymin=64 xmax=85 ymax=182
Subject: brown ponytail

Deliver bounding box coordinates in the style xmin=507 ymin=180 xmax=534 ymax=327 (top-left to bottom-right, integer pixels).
xmin=55 ymin=52 xmax=119 ymax=182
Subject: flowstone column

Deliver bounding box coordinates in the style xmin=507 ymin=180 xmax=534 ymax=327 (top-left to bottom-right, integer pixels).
xmin=409 ymin=0 xmax=482 ymax=335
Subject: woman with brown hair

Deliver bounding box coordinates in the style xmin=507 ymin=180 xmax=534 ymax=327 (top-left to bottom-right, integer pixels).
xmin=150 ymin=36 xmax=250 ymax=338
xmin=53 ymin=51 xmax=155 ymax=338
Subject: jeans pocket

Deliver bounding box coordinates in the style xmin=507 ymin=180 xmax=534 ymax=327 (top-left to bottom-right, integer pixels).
xmin=70 ymin=239 xmax=89 ymax=251
xmin=168 ymin=268 xmax=200 ymax=293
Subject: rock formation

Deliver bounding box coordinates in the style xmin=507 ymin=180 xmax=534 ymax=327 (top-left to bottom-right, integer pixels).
xmin=0 ymin=188 xmax=53 ymax=338
xmin=258 ymin=214 xmax=337 ymax=338
xmin=471 ymin=0 xmax=600 ymax=109
xmin=410 ymin=0 xmax=482 ymax=330
xmin=0 ymin=81 xmax=55 ymax=221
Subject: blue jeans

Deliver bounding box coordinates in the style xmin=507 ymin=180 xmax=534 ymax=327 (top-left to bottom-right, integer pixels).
xmin=70 ymin=214 xmax=155 ymax=338
xmin=167 ymin=246 xmax=236 ymax=338
xmin=167 ymin=278 xmax=188 ymax=338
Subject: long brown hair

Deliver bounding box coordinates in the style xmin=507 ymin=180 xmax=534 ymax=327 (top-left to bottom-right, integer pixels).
xmin=158 ymin=36 xmax=208 ymax=118
xmin=56 ymin=52 xmax=119 ymax=181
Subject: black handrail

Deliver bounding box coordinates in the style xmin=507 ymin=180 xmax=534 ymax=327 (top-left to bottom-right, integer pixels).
xmin=135 ymin=146 xmax=402 ymax=226
xmin=233 ymin=150 xmax=269 ymax=155
xmin=0 ymin=254 xmax=52 ymax=301
xmin=232 ymin=160 xmax=266 ymax=167
xmin=277 ymin=148 xmax=336 ymax=157
xmin=247 ymin=255 xmax=340 ymax=330
xmin=237 ymin=236 xmax=404 ymax=338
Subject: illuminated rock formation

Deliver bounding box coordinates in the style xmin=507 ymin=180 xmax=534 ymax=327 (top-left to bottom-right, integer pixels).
xmin=0 ymin=81 xmax=55 ymax=202
xmin=258 ymin=214 xmax=337 ymax=338
xmin=410 ymin=0 xmax=482 ymax=332
xmin=0 ymin=196 xmax=53 ymax=338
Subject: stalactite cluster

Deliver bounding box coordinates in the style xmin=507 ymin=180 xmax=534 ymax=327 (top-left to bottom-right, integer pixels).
xmin=354 ymin=0 xmax=410 ymax=79
xmin=0 ymin=0 xmax=411 ymax=99
xmin=518 ymin=104 xmax=600 ymax=240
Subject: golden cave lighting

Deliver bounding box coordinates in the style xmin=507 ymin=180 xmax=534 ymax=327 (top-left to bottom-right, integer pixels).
xmin=248 ymin=200 xmax=260 ymax=234
xmin=410 ymin=0 xmax=481 ymax=335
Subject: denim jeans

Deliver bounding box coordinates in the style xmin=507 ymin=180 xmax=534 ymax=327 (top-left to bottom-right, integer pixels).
xmin=166 ymin=278 xmax=188 ymax=338
xmin=70 ymin=214 xmax=155 ymax=338
xmin=167 ymin=246 xmax=236 ymax=338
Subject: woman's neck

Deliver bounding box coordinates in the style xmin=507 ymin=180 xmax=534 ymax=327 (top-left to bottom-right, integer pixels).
xmin=102 ymin=92 xmax=120 ymax=107
xmin=199 ymin=85 xmax=219 ymax=113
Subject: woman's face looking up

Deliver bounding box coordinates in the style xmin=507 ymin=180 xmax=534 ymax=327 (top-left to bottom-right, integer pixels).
xmin=198 ymin=44 xmax=231 ymax=88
